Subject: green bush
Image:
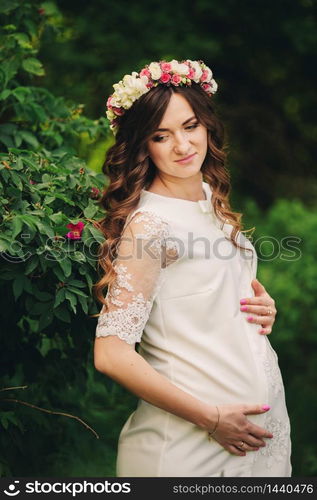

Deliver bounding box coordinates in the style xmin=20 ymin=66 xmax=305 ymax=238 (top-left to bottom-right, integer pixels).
xmin=0 ymin=1 xmax=120 ymax=477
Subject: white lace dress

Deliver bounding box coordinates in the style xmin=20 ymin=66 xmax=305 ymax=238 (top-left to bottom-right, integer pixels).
xmin=95 ymin=181 xmax=292 ymax=477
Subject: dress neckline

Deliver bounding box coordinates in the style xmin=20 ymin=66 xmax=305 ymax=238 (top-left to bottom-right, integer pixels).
xmin=142 ymin=181 xmax=210 ymax=204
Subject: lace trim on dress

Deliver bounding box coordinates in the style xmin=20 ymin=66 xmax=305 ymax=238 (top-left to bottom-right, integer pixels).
xmin=258 ymin=415 xmax=291 ymax=469
xmin=131 ymin=210 xmax=180 ymax=264
xmin=262 ymin=345 xmax=284 ymax=398
xmin=95 ymin=292 xmax=154 ymax=344
xmin=107 ymin=263 xmax=134 ymax=307
xmin=95 ymin=210 xmax=179 ymax=344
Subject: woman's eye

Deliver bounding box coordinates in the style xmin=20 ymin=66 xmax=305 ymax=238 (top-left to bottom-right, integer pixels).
xmin=186 ymin=123 xmax=199 ymax=130
xmin=152 ymin=135 xmax=166 ymax=142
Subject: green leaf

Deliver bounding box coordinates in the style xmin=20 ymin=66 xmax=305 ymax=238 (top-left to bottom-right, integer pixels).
xmin=54 ymin=288 xmax=66 ymax=308
xmin=89 ymin=225 xmax=104 ymax=243
xmin=19 ymin=131 xmax=39 ymax=149
xmin=34 ymin=220 xmax=54 ymax=238
xmin=84 ymin=200 xmax=98 ymax=218
xmin=78 ymin=294 xmax=88 ymax=314
xmin=59 ymin=258 xmax=72 ymax=277
xmin=11 ymin=216 xmax=23 ymax=239
xmin=0 ymin=239 xmax=10 ymax=252
xmin=25 ymin=256 xmax=38 ymax=275
xmin=11 ymin=86 xmax=31 ymax=104
xmin=54 ymin=305 xmax=71 ymax=323
xmin=81 ymin=226 xmax=91 ymax=245
xmin=39 ymin=309 xmax=54 ymax=330
xmin=45 ymin=192 xmax=75 ymax=206
xmin=44 ymin=196 xmax=55 ymax=205
xmin=10 ymin=170 xmax=23 ymax=189
xmin=65 ymin=290 xmax=77 ymax=314
xmin=0 ymin=1 xmax=20 ymax=14
xmin=22 ymin=58 xmax=45 ymax=76
xmin=85 ymin=272 xmax=93 ymax=292
xmin=66 ymin=286 xmax=88 ymax=298
xmin=13 ymin=33 xmax=32 ymax=49
xmin=0 ymin=417 xmax=9 ymax=430
xmin=52 ymin=265 xmax=65 ymax=281
xmin=68 ymin=279 xmax=86 ymax=288
xmin=70 ymin=251 xmax=86 ymax=262
xmin=0 ymin=133 xmax=14 ymax=148
xmin=20 ymin=214 xmax=37 ymax=230
xmin=15 ymin=158 xmax=23 ymax=170
xmin=0 ymin=89 xmax=11 ymax=100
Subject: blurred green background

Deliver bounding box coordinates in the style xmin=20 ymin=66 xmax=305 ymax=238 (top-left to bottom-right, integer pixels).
xmin=0 ymin=0 xmax=316 ymax=477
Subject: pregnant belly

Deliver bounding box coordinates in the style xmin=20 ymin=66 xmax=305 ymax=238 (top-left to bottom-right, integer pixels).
xmin=142 ymin=312 xmax=270 ymax=406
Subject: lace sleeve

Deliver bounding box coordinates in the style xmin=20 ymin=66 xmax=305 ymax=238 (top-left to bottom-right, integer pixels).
xmin=95 ymin=210 xmax=179 ymax=345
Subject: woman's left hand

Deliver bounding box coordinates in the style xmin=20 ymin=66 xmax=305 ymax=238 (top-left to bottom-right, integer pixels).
xmin=239 ymin=279 xmax=277 ymax=335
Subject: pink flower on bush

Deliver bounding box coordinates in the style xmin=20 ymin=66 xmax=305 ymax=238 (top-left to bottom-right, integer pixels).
xmin=160 ymin=73 xmax=171 ymax=83
xmin=29 ymin=179 xmax=36 ymax=185
xmin=171 ymin=74 xmax=181 ymax=85
xmin=66 ymin=221 xmax=85 ymax=240
xmin=90 ymin=187 xmax=100 ymax=199
xmin=139 ymin=68 xmax=151 ymax=78
xmin=161 ymin=62 xmax=172 ymax=72
xmin=106 ymin=96 xmax=113 ymax=107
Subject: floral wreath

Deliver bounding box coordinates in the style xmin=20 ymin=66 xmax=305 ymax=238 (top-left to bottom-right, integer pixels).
xmin=106 ymin=59 xmax=218 ymax=134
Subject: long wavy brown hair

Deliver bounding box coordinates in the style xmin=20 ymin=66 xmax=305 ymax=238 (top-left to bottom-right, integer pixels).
xmin=93 ymin=83 xmax=254 ymax=307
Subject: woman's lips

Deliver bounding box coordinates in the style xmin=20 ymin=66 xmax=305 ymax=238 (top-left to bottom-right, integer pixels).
xmin=175 ymin=153 xmax=196 ymax=164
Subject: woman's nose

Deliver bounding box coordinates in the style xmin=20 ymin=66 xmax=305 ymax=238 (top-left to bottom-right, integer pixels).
xmin=173 ymin=132 xmax=191 ymax=154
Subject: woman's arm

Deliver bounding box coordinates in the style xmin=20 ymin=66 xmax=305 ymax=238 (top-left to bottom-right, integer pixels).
xmin=94 ymin=335 xmax=216 ymax=431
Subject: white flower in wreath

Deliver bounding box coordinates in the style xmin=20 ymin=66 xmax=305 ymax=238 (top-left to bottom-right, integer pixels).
xmin=148 ymin=62 xmax=162 ymax=80
xmin=106 ymin=108 xmax=116 ymax=121
xmin=177 ymin=63 xmax=190 ymax=76
xmin=210 ymin=79 xmax=218 ymax=93
xmin=170 ymin=59 xmax=180 ymax=72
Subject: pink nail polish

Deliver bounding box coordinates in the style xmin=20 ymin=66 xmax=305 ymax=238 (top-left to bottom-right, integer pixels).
xmin=262 ymin=405 xmax=271 ymax=410
xmin=240 ymin=299 xmax=247 ymax=305
xmin=241 ymin=306 xmax=248 ymax=311
xmin=247 ymin=316 xmax=253 ymax=321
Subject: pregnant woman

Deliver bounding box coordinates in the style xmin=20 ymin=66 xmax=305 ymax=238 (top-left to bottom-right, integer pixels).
xmin=93 ymin=59 xmax=292 ymax=477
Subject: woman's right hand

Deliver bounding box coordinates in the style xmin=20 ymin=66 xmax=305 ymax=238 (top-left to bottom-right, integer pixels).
xmin=210 ymin=404 xmax=274 ymax=456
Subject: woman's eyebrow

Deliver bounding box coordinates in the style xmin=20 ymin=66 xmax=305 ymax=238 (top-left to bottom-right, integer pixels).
xmin=154 ymin=115 xmax=196 ymax=132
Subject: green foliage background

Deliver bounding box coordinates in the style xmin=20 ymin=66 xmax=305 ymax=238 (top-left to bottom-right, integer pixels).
xmin=0 ymin=0 xmax=316 ymax=477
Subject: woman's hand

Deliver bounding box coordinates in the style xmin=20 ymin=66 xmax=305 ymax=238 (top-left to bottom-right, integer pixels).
xmin=240 ymin=278 xmax=277 ymax=335
xmin=210 ymin=404 xmax=274 ymax=456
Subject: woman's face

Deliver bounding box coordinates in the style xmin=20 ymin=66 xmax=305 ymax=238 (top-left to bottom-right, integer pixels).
xmin=147 ymin=93 xmax=208 ymax=180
